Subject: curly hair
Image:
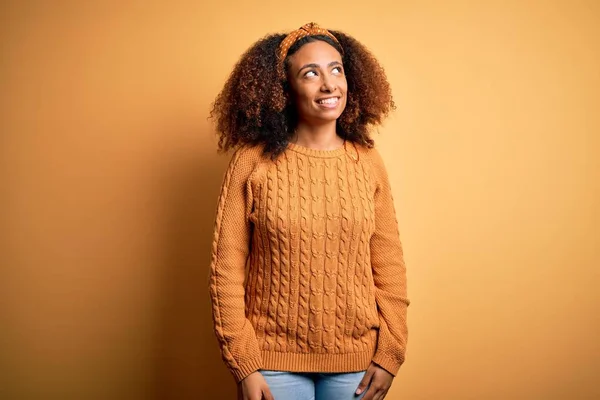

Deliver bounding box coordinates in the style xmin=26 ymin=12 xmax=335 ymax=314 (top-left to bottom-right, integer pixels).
xmin=210 ymin=28 xmax=395 ymax=159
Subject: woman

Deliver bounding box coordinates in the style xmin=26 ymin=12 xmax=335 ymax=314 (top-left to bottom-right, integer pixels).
xmin=209 ymin=23 xmax=409 ymax=400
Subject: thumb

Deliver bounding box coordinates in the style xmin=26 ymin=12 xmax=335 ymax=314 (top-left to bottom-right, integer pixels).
xmin=356 ymin=367 xmax=375 ymax=395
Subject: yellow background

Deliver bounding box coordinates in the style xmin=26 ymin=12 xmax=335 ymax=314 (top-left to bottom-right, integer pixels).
xmin=2 ymin=1 xmax=599 ymax=399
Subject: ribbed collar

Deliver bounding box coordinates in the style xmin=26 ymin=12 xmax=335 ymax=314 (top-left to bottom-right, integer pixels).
xmin=286 ymin=142 xmax=347 ymax=158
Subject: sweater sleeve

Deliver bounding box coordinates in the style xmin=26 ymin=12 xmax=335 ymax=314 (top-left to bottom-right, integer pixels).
xmin=369 ymin=148 xmax=410 ymax=376
xmin=208 ymin=147 xmax=263 ymax=382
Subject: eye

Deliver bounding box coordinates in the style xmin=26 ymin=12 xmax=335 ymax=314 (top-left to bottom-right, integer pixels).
xmin=304 ymin=70 xmax=317 ymax=78
xmin=332 ymin=66 xmax=343 ymax=75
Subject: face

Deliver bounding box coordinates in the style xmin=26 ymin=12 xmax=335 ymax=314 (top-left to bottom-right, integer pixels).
xmin=286 ymin=40 xmax=348 ymax=125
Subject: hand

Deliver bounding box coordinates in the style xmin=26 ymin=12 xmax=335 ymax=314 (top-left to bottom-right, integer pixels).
xmin=355 ymin=362 xmax=394 ymax=400
xmin=238 ymin=371 xmax=274 ymax=400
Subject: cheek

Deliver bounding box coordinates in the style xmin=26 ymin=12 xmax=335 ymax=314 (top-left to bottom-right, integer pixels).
xmin=297 ymin=86 xmax=319 ymax=104
xmin=290 ymin=82 xmax=308 ymax=99
xmin=339 ymin=77 xmax=348 ymax=93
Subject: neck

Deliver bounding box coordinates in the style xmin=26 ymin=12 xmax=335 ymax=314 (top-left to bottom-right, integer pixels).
xmin=291 ymin=121 xmax=344 ymax=150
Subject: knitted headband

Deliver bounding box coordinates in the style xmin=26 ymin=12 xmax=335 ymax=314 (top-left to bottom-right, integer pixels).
xmin=277 ymin=22 xmax=343 ymax=64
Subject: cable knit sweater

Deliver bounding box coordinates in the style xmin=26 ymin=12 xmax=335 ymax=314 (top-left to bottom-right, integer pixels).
xmin=209 ymin=142 xmax=409 ymax=382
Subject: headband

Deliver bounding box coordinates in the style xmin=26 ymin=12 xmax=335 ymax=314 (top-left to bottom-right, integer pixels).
xmin=277 ymin=22 xmax=343 ymax=64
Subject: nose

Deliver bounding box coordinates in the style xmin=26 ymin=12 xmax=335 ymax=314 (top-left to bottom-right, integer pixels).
xmin=321 ymin=75 xmax=336 ymax=92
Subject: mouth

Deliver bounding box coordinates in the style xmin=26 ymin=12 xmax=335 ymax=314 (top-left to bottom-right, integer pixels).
xmin=315 ymin=96 xmax=341 ymax=108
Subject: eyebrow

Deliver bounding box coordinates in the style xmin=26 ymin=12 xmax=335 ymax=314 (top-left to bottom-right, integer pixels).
xmin=297 ymin=61 xmax=343 ymax=76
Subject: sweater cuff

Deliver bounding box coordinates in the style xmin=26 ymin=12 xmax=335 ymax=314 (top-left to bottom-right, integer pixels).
xmin=372 ymin=351 xmax=403 ymax=376
xmin=232 ymin=357 xmax=263 ymax=383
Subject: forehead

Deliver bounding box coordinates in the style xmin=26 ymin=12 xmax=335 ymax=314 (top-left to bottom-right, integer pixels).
xmin=289 ymin=40 xmax=342 ymax=67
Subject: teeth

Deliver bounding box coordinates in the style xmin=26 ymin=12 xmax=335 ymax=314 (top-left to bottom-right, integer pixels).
xmin=318 ymin=98 xmax=338 ymax=104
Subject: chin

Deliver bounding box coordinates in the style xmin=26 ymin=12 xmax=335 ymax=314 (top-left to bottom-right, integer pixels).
xmin=312 ymin=114 xmax=342 ymax=124
xmin=312 ymin=108 xmax=346 ymax=122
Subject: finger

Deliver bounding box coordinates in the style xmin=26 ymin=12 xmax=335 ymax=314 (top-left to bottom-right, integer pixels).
xmin=356 ymin=368 xmax=375 ymax=395
xmin=372 ymin=389 xmax=385 ymax=400
xmin=370 ymin=371 xmax=392 ymax=392
xmin=249 ymin=388 xmax=262 ymax=400
xmin=263 ymin=386 xmax=275 ymax=400
xmin=382 ymin=388 xmax=390 ymax=399
xmin=361 ymin=385 xmax=378 ymax=400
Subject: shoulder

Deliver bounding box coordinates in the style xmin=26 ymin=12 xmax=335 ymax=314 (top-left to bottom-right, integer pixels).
xmin=222 ymin=144 xmax=270 ymax=187
xmin=355 ymin=144 xmax=387 ymax=171
xmin=229 ymin=144 xmax=267 ymax=167
xmin=226 ymin=144 xmax=269 ymax=173
xmin=355 ymin=144 xmax=392 ymax=191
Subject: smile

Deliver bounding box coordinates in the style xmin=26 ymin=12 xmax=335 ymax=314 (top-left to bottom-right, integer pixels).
xmin=316 ymin=97 xmax=340 ymax=105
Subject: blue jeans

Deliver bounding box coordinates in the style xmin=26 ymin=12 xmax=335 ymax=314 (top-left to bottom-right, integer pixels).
xmin=260 ymin=370 xmax=367 ymax=400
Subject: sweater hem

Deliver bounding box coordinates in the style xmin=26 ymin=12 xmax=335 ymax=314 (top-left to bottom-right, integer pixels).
xmin=260 ymin=345 xmax=376 ymax=373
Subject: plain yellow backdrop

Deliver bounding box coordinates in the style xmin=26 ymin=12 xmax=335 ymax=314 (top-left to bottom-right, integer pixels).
xmin=1 ymin=1 xmax=599 ymax=399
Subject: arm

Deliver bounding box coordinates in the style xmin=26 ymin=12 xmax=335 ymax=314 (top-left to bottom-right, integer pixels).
xmin=209 ymin=147 xmax=263 ymax=382
xmin=369 ymin=148 xmax=410 ymax=376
